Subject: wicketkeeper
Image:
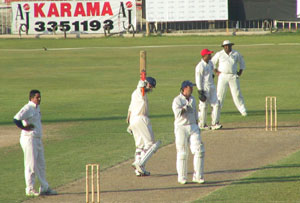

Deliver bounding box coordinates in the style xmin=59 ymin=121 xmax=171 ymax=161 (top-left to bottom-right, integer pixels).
xmin=127 ymin=77 xmax=161 ymax=176
xmin=195 ymin=49 xmax=222 ymax=130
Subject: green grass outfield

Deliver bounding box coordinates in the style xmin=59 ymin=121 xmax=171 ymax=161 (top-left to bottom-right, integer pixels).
xmin=0 ymin=33 xmax=300 ymax=202
xmin=196 ymin=150 xmax=300 ymax=203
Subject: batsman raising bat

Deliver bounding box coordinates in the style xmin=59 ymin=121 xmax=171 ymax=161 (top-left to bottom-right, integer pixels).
xmin=126 ymin=51 xmax=161 ymax=176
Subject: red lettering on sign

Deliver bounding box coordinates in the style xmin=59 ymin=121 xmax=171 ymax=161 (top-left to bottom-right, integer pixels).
xmin=86 ymin=2 xmax=100 ymax=16
xmin=61 ymin=3 xmax=71 ymax=17
xmin=34 ymin=3 xmax=45 ymax=17
xmin=33 ymin=2 xmax=113 ymax=18
xmin=74 ymin=2 xmax=86 ymax=16
xmin=101 ymin=2 xmax=113 ymax=16
xmin=47 ymin=3 xmax=59 ymax=17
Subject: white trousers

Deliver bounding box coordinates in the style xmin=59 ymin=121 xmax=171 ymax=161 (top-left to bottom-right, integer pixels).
xmin=198 ymin=85 xmax=220 ymax=126
xmin=175 ymin=124 xmax=205 ymax=181
xmin=20 ymin=135 xmax=49 ymax=194
xmin=130 ymin=116 xmax=155 ymax=164
xmin=217 ymin=73 xmax=247 ymax=114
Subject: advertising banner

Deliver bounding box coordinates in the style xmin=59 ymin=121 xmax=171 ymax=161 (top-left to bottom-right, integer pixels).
xmin=146 ymin=0 xmax=228 ymax=22
xmin=298 ymin=0 xmax=300 ymax=18
xmin=11 ymin=0 xmax=136 ymax=34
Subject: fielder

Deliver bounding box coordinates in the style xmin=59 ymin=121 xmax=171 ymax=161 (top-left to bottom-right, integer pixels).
xmin=211 ymin=40 xmax=247 ymax=116
xmin=13 ymin=90 xmax=57 ymax=196
xmin=195 ymin=49 xmax=222 ymax=130
xmin=172 ymin=81 xmax=205 ymax=184
xmin=127 ymin=77 xmax=161 ymax=176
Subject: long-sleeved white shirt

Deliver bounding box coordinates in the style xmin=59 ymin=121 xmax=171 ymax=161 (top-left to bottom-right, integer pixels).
xmin=172 ymin=93 xmax=198 ymax=126
xmin=211 ymin=49 xmax=245 ymax=74
xmin=14 ymin=101 xmax=43 ymax=138
xmin=195 ymin=59 xmax=215 ymax=91
xmin=128 ymin=86 xmax=149 ymax=120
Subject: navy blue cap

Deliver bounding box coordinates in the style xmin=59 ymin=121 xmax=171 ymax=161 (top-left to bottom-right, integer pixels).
xmin=181 ymin=80 xmax=195 ymax=89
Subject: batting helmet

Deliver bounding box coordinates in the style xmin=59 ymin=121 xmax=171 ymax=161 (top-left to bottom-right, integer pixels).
xmin=146 ymin=77 xmax=156 ymax=88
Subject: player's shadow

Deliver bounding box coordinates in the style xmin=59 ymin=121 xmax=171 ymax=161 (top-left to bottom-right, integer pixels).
xmin=206 ymin=164 xmax=300 ymax=175
xmin=54 ymin=164 xmax=300 ymax=196
xmin=52 ymin=173 xmax=300 ymax=196
xmin=151 ymin=173 xmax=177 ymax=177
xmin=208 ymin=175 xmax=300 ymax=186
xmin=99 ymin=174 xmax=300 ymax=193
xmin=222 ymin=109 xmax=300 ymax=116
xmin=151 ymin=164 xmax=300 ymax=179
xmin=221 ymin=124 xmax=300 ymax=130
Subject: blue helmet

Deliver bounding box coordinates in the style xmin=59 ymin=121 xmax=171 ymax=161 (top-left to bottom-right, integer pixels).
xmin=146 ymin=77 xmax=156 ymax=88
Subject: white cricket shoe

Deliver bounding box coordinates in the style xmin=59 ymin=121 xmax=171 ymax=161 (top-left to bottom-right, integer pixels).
xmin=199 ymin=124 xmax=211 ymax=130
xmin=211 ymin=123 xmax=223 ymax=130
xmin=135 ymin=169 xmax=150 ymax=177
xmin=132 ymin=162 xmax=150 ymax=176
xmin=26 ymin=189 xmax=40 ymax=197
xmin=178 ymin=178 xmax=187 ymax=184
xmin=192 ymin=178 xmax=205 ymax=184
xmin=241 ymin=112 xmax=247 ymax=117
xmin=132 ymin=162 xmax=146 ymax=174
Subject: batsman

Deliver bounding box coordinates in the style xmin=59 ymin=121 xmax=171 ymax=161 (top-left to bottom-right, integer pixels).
xmin=172 ymin=80 xmax=205 ymax=184
xmin=126 ymin=51 xmax=161 ymax=176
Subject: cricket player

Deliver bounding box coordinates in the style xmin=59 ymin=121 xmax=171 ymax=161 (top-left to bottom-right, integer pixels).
xmin=172 ymin=81 xmax=205 ymax=184
xmin=212 ymin=40 xmax=247 ymax=116
xmin=13 ymin=90 xmax=57 ymax=196
xmin=127 ymin=77 xmax=161 ymax=176
xmin=195 ymin=49 xmax=222 ymax=130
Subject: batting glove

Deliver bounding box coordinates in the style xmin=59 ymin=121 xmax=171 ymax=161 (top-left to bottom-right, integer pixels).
xmin=137 ymin=80 xmax=147 ymax=88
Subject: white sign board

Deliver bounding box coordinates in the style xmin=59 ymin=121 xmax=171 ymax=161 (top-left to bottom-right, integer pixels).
xmin=146 ymin=0 xmax=228 ymax=22
xmin=11 ymin=1 xmax=136 ymax=34
xmin=298 ymin=0 xmax=300 ymax=18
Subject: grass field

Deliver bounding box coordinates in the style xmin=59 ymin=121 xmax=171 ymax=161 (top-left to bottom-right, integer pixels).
xmin=197 ymin=150 xmax=300 ymax=202
xmin=0 ymin=33 xmax=300 ymax=202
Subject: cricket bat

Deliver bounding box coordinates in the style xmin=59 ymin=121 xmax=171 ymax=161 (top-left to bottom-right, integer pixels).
xmin=140 ymin=51 xmax=147 ymax=96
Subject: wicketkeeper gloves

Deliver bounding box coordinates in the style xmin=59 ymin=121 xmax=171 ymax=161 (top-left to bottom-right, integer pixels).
xmin=198 ymin=90 xmax=207 ymax=102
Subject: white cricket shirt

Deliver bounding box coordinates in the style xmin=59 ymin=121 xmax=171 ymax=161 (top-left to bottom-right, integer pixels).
xmin=195 ymin=59 xmax=215 ymax=91
xmin=172 ymin=93 xmax=198 ymax=126
xmin=128 ymin=87 xmax=149 ymax=120
xmin=14 ymin=101 xmax=43 ymax=138
xmin=211 ymin=49 xmax=245 ymax=74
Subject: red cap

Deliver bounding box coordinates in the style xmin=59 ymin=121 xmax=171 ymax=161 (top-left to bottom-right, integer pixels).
xmin=201 ymin=49 xmax=213 ymax=56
